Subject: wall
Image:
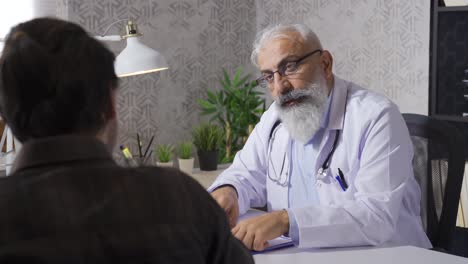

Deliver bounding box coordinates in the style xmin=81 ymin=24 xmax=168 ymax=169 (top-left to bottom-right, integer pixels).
xmin=63 ymin=0 xmax=257 ymax=158
xmin=256 ymin=0 xmax=430 ymax=114
xmin=60 ymin=0 xmax=430 ymax=153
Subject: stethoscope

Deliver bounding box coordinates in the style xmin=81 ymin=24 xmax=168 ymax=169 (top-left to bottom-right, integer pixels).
xmin=267 ymin=88 xmax=348 ymax=187
xmin=316 ymin=129 xmax=340 ymax=181
xmin=267 ymin=122 xmax=288 ymax=186
xmin=267 ymin=125 xmax=340 ymax=187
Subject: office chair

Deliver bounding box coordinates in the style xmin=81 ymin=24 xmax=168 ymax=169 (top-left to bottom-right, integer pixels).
xmin=403 ymin=113 xmax=465 ymax=252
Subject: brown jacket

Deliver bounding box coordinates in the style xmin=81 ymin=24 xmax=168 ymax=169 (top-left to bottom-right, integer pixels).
xmin=0 ymin=135 xmax=253 ymax=263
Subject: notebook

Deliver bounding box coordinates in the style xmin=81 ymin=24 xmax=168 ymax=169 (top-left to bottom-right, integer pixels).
xmin=251 ymin=236 xmax=294 ymax=254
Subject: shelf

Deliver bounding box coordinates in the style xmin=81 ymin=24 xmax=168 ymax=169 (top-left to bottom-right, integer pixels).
xmin=438 ymin=6 xmax=468 ymax=12
xmin=433 ymin=115 xmax=468 ymax=123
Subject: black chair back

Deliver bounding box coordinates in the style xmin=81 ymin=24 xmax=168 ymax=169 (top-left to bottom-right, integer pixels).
xmin=403 ymin=113 xmax=465 ymax=251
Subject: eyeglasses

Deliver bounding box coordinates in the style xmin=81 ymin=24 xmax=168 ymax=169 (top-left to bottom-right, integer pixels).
xmin=255 ymin=49 xmax=323 ymax=88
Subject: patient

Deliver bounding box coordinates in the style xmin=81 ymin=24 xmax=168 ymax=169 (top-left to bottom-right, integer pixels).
xmin=0 ymin=17 xmax=253 ymax=263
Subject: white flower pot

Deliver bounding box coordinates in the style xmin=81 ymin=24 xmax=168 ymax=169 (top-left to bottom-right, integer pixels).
xmin=178 ymin=158 xmax=194 ymax=174
xmin=156 ymin=161 xmax=173 ymax=168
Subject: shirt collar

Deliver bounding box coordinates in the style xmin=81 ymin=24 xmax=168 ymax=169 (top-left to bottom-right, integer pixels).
xmin=12 ymin=135 xmax=115 ymax=173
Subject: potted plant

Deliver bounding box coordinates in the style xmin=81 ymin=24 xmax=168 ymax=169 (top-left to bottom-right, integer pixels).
xmin=177 ymin=141 xmax=194 ymax=174
xmin=155 ymin=144 xmax=174 ymax=167
xmin=192 ymin=123 xmax=223 ymax=171
xmin=198 ymin=67 xmax=265 ymax=163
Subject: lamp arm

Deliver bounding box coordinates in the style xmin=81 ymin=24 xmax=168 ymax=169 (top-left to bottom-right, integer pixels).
xmin=99 ymin=18 xmax=129 ymax=37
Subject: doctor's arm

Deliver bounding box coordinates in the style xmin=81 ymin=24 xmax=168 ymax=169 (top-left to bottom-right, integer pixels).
xmin=208 ymin=110 xmax=276 ymax=216
xmin=290 ymin=106 xmax=415 ymax=248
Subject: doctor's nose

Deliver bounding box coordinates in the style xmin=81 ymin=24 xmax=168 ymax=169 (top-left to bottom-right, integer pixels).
xmin=271 ymin=72 xmax=293 ymax=98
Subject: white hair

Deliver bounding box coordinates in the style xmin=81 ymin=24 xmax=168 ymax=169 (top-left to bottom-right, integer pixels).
xmin=251 ymin=24 xmax=322 ymax=67
xmin=274 ymin=67 xmax=328 ymax=143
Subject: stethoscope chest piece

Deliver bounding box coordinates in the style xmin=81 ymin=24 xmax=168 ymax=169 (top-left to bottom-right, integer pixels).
xmin=315 ymin=167 xmax=333 ymax=187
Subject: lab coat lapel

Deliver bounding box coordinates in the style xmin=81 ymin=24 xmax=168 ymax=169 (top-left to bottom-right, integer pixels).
xmin=314 ymin=77 xmax=349 ymax=176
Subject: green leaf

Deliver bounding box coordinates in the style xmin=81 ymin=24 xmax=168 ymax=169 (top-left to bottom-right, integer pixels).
xmin=223 ymin=68 xmax=231 ymax=87
xmin=198 ymin=100 xmax=215 ymax=109
xmin=206 ymin=90 xmax=217 ymax=102
xmin=201 ymin=108 xmax=217 ymax=115
xmin=232 ymin=67 xmax=242 ymax=87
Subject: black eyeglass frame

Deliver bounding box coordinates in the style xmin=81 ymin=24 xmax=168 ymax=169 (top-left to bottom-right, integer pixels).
xmin=255 ymin=49 xmax=323 ymax=87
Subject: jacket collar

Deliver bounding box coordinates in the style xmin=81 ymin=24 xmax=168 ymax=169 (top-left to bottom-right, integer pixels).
xmin=12 ymin=135 xmax=115 ymax=173
xmin=327 ymin=75 xmax=349 ymax=131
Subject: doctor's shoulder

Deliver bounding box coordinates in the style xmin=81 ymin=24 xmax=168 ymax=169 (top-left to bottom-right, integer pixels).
xmin=250 ymin=102 xmax=282 ymax=140
xmin=345 ymin=85 xmax=400 ymax=122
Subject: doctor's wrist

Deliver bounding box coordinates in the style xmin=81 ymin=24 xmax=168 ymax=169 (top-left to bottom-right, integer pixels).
xmin=277 ymin=209 xmax=290 ymax=234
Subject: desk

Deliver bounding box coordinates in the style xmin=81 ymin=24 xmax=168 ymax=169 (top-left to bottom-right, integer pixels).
xmin=239 ymin=210 xmax=465 ymax=263
xmin=254 ymin=246 xmax=467 ymax=264
xmin=189 ymin=173 xmax=467 ymax=263
xmin=187 ymin=163 xmax=229 ymax=189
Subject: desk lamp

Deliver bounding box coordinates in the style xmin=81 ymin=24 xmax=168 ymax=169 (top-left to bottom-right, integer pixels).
xmin=96 ymin=19 xmax=168 ymax=77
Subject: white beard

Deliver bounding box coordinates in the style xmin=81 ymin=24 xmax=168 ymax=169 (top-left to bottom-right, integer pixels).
xmin=274 ymin=73 xmax=329 ymax=143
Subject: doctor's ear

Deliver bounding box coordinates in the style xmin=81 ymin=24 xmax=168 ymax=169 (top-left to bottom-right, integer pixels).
xmin=320 ymin=50 xmax=334 ymax=80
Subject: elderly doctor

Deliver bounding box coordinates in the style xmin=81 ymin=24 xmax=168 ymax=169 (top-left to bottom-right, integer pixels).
xmin=208 ymin=24 xmax=431 ymax=251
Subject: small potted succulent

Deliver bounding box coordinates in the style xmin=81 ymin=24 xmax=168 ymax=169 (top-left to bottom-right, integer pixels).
xmin=177 ymin=141 xmax=194 ymax=174
xmin=192 ymin=123 xmax=223 ymax=171
xmin=155 ymin=144 xmax=174 ymax=167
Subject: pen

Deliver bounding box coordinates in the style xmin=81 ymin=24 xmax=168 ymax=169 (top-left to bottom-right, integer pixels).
xmin=137 ymin=133 xmax=143 ymax=158
xmin=120 ymin=145 xmax=137 ymax=166
xmin=335 ymin=175 xmax=347 ymax=191
xmin=120 ymin=145 xmax=133 ymax=159
xmin=338 ymin=168 xmax=348 ymax=189
xmin=143 ymin=135 xmax=154 ymax=158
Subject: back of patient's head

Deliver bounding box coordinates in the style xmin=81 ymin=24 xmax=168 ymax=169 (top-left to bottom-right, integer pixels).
xmin=0 ymin=17 xmax=118 ymax=143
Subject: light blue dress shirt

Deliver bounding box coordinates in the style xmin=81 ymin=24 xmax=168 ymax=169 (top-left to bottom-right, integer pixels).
xmin=286 ymin=92 xmax=333 ymax=243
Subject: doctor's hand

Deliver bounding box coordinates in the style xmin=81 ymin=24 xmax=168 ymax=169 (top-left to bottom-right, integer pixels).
xmin=211 ymin=186 xmax=239 ymax=228
xmin=231 ymin=210 xmax=289 ymax=251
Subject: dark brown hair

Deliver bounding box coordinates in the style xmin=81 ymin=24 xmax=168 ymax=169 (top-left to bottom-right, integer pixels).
xmin=0 ymin=17 xmax=118 ymax=142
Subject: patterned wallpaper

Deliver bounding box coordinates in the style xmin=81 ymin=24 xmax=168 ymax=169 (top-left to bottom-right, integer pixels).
xmin=59 ymin=0 xmax=257 ymax=159
xmin=56 ymin=0 xmax=430 ymax=159
xmin=256 ymin=0 xmax=430 ymax=115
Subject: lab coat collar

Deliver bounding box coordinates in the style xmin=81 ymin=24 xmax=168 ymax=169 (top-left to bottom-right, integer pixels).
xmin=327 ymin=76 xmax=349 ymax=131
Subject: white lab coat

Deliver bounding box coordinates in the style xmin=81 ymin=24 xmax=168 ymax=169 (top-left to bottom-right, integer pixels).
xmin=208 ymin=76 xmax=431 ymax=249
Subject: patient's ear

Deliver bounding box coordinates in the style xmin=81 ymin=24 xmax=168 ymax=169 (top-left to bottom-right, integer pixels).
xmin=97 ymin=87 xmax=118 ymax=149
xmin=106 ymin=88 xmax=117 ymax=120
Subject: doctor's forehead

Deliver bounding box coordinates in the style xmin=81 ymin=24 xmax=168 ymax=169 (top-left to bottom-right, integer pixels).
xmin=257 ymin=34 xmax=309 ymax=70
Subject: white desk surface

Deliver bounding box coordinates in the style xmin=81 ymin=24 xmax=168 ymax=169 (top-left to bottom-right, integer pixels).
xmin=237 ymin=210 xmax=467 ymax=264
xmin=254 ymin=245 xmax=468 ymax=264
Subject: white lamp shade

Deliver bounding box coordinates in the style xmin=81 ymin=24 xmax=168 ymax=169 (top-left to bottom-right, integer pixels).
xmin=115 ymin=37 xmax=168 ymax=77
